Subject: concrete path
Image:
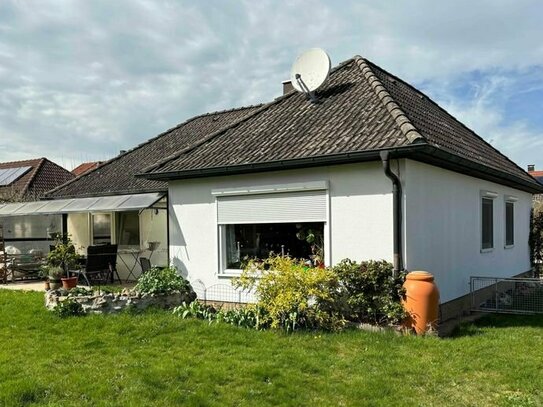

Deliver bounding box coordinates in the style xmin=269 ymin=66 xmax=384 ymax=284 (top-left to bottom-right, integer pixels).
xmin=0 ymin=281 xmax=45 ymax=291
xmin=1 ymin=281 xmax=136 ymax=292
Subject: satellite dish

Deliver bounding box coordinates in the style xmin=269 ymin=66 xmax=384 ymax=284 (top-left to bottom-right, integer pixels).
xmin=290 ymin=48 xmax=331 ymax=102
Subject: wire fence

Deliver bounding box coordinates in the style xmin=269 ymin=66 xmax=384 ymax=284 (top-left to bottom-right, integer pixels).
xmin=471 ymin=276 xmax=543 ymax=314
xmin=191 ymin=279 xmax=257 ymax=307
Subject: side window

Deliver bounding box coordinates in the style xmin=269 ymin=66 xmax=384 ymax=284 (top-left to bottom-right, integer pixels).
xmin=481 ymin=197 xmax=494 ymax=250
xmin=505 ymin=201 xmax=514 ymax=247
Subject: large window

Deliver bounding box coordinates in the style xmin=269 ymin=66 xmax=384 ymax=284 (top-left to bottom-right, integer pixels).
xmin=116 ymin=211 xmax=140 ymax=248
xmin=215 ymin=186 xmax=328 ymax=273
xmin=92 ymin=213 xmax=111 ymax=245
xmin=505 ymin=201 xmax=514 ymax=247
xmin=481 ymin=197 xmax=494 ymax=250
xmin=223 ymin=222 xmax=324 ymax=270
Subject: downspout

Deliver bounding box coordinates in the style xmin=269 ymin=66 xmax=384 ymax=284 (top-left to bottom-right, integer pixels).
xmin=380 ymin=151 xmax=403 ymax=278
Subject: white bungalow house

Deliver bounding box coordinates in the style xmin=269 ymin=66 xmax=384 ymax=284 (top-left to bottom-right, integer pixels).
xmin=2 ymin=55 xmax=540 ymax=319
xmin=137 ymin=56 xmax=543 ymax=318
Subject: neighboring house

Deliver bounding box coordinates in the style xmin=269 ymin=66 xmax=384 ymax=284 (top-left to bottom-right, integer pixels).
xmin=0 ymin=158 xmax=74 ymax=255
xmin=527 ymin=165 xmax=543 ymax=204
xmin=72 ymin=161 xmax=102 ymax=177
xmin=0 ymin=158 xmax=74 ymax=203
xmin=138 ymin=55 xmax=543 ymax=318
xmin=0 ymin=107 xmax=261 ymax=279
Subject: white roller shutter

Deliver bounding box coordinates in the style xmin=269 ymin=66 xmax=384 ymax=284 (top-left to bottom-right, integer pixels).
xmin=217 ymin=190 xmax=327 ymax=224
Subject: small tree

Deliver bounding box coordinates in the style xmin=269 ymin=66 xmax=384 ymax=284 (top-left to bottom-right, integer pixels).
xmin=47 ymin=234 xmax=81 ymax=277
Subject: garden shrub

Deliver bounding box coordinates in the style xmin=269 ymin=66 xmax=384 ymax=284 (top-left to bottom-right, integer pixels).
xmin=53 ymin=298 xmax=85 ymax=318
xmin=332 ymin=259 xmax=406 ymax=325
xmin=135 ymin=266 xmax=194 ymax=296
xmin=233 ymin=255 xmax=345 ymax=331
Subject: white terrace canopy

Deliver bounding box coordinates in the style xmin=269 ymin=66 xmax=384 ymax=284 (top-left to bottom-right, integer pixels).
xmin=0 ymin=192 xmax=165 ymax=216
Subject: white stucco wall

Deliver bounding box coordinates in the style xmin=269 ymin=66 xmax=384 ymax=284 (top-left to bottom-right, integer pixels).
xmin=168 ymin=163 xmax=394 ymax=289
xmin=403 ymin=160 xmax=533 ymax=303
xmin=67 ymin=213 xmax=90 ymax=255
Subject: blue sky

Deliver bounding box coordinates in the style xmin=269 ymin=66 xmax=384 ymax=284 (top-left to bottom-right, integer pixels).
xmin=0 ymin=0 xmax=542 ymax=171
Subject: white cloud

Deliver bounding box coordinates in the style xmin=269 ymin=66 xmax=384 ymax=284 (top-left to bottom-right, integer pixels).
xmin=0 ymin=0 xmax=542 ymax=169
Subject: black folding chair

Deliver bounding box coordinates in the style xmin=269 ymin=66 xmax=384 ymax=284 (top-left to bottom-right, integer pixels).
xmin=77 ymin=244 xmax=121 ymax=286
xmin=139 ymin=257 xmax=151 ymax=274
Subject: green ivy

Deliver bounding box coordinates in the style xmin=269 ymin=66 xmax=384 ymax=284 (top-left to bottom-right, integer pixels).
xmin=529 ymin=206 xmax=543 ymax=277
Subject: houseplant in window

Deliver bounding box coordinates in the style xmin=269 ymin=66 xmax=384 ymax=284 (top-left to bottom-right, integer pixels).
xmin=296 ymin=225 xmax=324 ymax=267
xmin=47 ymin=235 xmax=81 ymax=290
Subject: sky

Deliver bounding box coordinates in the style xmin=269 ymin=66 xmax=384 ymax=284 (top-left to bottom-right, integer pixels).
xmin=0 ymin=0 xmax=542 ymax=171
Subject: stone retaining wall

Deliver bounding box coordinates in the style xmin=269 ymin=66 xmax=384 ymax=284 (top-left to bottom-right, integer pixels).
xmin=45 ymin=288 xmax=196 ymax=314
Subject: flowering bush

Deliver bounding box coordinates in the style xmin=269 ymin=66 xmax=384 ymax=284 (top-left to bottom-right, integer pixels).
xmin=233 ymin=255 xmax=344 ymax=331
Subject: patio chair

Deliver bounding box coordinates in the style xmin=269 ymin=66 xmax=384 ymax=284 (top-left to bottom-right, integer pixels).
xmin=139 ymin=257 xmax=151 ymax=274
xmin=76 ymin=244 xmax=121 ymax=286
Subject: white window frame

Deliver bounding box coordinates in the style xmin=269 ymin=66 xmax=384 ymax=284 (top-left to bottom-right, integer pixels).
xmin=214 ymin=181 xmax=330 ymax=276
xmin=480 ymin=191 xmax=497 ymax=253
xmin=504 ymin=195 xmax=517 ymax=249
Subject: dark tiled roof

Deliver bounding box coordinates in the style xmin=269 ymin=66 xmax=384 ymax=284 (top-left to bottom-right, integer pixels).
xmin=144 ymin=56 xmax=540 ymax=192
xmin=0 ymin=158 xmax=74 ymax=202
xmin=367 ymin=61 xmax=535 ymax=185
xmin=72 ymin=161 xmax=102 ymax=177
xmin=47 ymin=106 xmax=262 ymax=198
xmin=146 ymin=59 xmax=409 ymax=173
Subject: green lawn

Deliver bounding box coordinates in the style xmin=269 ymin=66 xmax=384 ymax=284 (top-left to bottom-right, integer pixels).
xmin=0 ymin=290 xmax=542 ymax=406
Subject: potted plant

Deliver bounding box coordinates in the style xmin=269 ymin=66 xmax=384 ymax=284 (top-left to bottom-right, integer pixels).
xmin=48 ymin=266 xmax=64 ymax=290
xmin=39 ymin=265 xmax=52 ymax=290
xmin=47 ymin=234 xmax=81 ymax=290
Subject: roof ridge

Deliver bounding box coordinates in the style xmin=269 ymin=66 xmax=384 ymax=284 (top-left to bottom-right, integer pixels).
xmin=20 ymin=157 xmax=45 ymax=197
xmin=0 ymin=157 xmax=42 ymax=167
xmin=45 ymin=104 xmax=262 ymax=197
xmin=364 ymin=58 xmax=534 ymax=181
xmin=354 ymin=56 xmax=425 ymax=145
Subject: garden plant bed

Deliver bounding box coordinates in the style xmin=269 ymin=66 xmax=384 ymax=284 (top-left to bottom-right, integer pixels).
xmin=45 ymin=287 xmax=196 ymax=314
xmin=1 ymin=289 xmax=542 ymax=406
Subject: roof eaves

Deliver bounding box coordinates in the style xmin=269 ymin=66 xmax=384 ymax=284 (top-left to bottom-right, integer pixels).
xmin=138 ymin=145 xmax=429 ymax=181
xmin=354 ymin=56 xmax=425 ymax=145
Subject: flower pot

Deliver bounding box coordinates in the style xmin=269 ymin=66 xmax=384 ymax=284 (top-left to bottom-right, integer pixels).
xmin=49 ymin=279 xmax=62 ymax=290
xmin=61 ymin=276 xmax=78 ymax=290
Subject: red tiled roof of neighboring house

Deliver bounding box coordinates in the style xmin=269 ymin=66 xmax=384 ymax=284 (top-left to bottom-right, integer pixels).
xmin=0 ymin=158 xmax=75 ymax=202
xmin=529 ymin=170 xmax=543 ymax=185
xmin=72 ymin=161 xmax=102 ymax=177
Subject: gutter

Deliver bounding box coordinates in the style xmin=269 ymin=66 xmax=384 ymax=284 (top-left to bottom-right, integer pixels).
xmin=380 ymin=151 xmax=403 ymax=278
xmin=137 ymin=145 xmax=426 ymax=181
xmin=137 ymin=145 xmax=543 ymax=194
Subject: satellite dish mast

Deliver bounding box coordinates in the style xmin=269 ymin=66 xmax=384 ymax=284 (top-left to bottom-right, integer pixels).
xmin=290 ymin=48 xmax=331 ymax=103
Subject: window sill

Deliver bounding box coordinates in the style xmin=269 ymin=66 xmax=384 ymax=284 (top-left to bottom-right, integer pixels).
xmin=480 ymin=248 xmax=494 ymax=253
xmin=217 ymin=270 xmax=242 ymax=279
xmin=504 ymin=244 xmax=515 ymax=250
